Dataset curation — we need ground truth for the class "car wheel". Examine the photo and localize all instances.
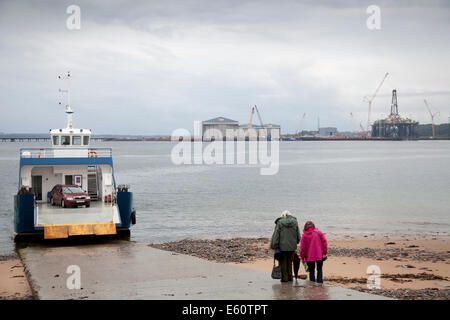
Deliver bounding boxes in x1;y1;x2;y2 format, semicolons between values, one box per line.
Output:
86;203;90;208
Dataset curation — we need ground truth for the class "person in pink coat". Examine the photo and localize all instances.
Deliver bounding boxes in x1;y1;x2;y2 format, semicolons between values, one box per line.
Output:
300;221;327;283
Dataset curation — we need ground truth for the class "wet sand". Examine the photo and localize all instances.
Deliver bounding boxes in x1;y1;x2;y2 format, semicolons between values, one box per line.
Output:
151;234;450;300
233;236;450;300
0;256;33;300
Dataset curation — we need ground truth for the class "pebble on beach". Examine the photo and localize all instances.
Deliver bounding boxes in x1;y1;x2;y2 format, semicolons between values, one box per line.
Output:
149;237;272;263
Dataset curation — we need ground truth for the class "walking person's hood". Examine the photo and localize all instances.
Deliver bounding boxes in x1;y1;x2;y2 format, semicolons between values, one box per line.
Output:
278;215;298;228
270;211;301;251
274;210;293;224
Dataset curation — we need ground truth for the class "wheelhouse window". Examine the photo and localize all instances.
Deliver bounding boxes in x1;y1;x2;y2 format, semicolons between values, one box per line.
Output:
83;136;90;145
61;136;71;145
52;135;59;146
72;136;81;145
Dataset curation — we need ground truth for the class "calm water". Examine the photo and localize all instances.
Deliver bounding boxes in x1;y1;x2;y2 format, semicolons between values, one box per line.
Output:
1;140;449;255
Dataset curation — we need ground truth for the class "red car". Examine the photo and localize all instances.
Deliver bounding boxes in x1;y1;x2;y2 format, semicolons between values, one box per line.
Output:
50;184;91;208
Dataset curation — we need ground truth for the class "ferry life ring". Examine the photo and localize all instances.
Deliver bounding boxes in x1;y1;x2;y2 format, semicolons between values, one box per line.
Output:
88;150;98;158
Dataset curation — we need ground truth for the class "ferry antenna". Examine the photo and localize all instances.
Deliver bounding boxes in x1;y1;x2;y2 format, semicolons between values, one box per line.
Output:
58;71;73;129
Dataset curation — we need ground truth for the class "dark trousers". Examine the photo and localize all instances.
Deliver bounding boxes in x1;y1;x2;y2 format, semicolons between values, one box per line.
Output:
280;251;294;282
307;260;323;283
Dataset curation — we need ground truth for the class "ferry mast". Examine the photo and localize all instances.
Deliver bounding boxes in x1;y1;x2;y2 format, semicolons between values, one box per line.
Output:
58;71;74;129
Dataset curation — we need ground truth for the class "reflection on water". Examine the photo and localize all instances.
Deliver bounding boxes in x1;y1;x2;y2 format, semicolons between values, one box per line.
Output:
1;140;450;255
271;281;330;300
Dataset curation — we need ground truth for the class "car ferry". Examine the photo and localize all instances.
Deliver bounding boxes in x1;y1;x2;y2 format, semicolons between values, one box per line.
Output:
14;72;136;240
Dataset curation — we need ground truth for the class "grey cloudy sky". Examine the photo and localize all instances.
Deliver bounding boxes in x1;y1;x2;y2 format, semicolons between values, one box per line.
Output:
0;0;449;134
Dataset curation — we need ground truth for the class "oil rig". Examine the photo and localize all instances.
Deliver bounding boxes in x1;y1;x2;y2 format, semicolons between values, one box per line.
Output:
371;89;419;140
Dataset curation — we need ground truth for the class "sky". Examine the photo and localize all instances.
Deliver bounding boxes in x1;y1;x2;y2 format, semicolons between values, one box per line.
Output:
0;0;449;135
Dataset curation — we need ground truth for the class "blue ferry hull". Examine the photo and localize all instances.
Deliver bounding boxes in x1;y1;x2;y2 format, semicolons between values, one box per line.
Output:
14;191;134;238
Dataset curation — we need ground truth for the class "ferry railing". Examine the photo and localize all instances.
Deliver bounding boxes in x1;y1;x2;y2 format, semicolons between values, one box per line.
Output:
20;148;113;158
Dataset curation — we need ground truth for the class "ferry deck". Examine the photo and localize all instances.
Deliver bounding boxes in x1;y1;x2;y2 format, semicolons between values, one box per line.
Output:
36;201;121;226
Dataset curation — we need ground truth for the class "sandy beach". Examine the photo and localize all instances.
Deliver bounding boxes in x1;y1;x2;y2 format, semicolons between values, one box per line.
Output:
150;234;450;300
2;233;448;300
0;255;33;300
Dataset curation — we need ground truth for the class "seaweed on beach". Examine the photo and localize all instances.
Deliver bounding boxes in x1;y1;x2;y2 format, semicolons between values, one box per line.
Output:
328;246;450;262
353;287;450;300
327;272;447;285
0;254;19;262
149;238;450;264
148;237;272;263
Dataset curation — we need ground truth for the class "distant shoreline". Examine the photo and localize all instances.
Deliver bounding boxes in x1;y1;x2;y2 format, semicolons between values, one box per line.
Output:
100;137;450;142
1;136;450;142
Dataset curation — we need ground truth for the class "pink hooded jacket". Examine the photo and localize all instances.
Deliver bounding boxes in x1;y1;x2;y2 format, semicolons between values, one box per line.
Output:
300;228;327;262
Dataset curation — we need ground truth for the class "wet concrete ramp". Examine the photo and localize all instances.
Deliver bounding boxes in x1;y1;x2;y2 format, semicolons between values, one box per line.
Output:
19;242;389;300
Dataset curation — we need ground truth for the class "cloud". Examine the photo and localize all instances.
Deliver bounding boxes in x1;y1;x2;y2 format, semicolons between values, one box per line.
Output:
0;0;449;134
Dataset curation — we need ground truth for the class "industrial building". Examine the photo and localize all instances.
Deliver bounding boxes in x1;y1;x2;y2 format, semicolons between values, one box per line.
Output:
371;90;419;139
238;123;281;140
201;112;280;141
318;127;338;136
264;123;281;140
202;117;239;141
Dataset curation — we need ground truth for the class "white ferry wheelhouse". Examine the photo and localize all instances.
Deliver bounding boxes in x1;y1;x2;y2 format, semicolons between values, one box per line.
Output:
14;72;135;240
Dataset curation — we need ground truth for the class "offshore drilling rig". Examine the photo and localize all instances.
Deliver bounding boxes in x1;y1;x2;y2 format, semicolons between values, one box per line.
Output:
371;89;419;140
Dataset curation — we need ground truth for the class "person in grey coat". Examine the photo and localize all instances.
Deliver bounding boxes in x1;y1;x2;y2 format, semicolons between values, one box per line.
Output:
270;210;301;282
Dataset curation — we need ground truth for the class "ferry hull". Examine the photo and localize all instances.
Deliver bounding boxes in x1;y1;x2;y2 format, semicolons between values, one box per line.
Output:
117;191;133;229
14;191;134;240
14;194;36;234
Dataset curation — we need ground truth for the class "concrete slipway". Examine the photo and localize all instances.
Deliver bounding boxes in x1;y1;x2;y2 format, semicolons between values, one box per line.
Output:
18;241;389;300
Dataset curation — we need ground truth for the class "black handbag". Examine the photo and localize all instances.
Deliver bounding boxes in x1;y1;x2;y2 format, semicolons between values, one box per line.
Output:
271;258;282;279
293;252;300;278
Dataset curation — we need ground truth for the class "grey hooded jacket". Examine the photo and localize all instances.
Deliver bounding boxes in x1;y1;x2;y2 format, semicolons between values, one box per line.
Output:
270;215;301;251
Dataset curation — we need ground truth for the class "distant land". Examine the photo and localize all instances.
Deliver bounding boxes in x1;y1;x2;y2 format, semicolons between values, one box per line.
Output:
1;123;449;141
0;133;166;139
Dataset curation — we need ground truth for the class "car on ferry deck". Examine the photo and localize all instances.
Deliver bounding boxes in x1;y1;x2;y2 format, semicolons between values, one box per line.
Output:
50;184;91;208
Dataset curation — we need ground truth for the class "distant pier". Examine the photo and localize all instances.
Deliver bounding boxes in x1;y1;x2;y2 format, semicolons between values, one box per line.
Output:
1;137;50;142
0;137;104;142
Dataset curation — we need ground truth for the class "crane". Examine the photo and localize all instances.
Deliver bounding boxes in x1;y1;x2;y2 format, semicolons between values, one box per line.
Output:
254;105;264;127
245;105;268;139
359;121;365;132
364;72;389;137
253;105;266;139
297;112;306;137
246;106;255;134
424;99;440;138
350;112;356;133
